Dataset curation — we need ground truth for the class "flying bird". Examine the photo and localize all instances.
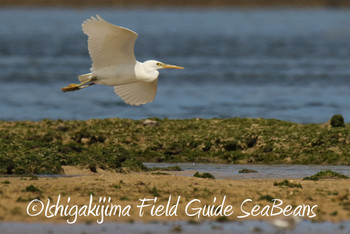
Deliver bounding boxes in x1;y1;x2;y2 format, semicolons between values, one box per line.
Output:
62;15;183;105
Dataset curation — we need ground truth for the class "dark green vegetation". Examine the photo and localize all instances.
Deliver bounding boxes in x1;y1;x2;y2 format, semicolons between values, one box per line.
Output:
257;194;275;202
330;115;345;128
25;185;41;193
238;168;258;173
193;171;215;179
149;166;182;171
149;186;160;197
303;170;349;181
216;216;229;223
151;172;170;175
273;179;302;188
0;117;350;174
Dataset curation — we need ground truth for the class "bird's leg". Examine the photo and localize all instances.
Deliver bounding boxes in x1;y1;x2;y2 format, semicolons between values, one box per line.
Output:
79;82;95;89
61;78;96;92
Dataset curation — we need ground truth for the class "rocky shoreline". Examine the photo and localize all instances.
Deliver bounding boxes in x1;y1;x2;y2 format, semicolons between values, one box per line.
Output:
1;117;349;175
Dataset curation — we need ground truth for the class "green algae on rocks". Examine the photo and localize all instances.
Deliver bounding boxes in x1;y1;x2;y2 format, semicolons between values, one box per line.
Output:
330;114;345;128
273;179;302;188
193;171;215;179
238;168;258;173
0;117;350;175
303;170;349;181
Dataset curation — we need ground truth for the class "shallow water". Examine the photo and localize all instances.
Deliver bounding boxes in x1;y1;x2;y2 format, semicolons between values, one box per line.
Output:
145;163;350;179
1;8;350;122
1;220;349;234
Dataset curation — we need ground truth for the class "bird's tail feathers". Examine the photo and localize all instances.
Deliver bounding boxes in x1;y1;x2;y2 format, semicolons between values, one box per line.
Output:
78;73;95;83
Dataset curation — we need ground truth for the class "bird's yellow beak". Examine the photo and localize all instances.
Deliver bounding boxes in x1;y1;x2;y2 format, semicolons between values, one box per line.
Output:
162;64;184;69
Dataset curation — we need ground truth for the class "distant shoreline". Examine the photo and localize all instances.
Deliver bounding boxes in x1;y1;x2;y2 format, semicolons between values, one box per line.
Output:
0;0;350;8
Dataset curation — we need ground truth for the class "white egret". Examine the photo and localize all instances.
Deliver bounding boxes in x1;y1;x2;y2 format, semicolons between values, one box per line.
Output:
62;15;184;105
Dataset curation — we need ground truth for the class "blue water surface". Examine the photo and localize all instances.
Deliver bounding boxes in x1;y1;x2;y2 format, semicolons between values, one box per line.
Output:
1;7;350;122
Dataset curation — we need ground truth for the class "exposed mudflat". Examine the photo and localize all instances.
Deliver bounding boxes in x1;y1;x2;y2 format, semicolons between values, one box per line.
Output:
0;166;349;224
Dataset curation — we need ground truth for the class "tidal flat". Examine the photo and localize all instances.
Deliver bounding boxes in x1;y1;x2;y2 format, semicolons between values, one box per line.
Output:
0;118;350;175
0;118;350;224
0;166;349;223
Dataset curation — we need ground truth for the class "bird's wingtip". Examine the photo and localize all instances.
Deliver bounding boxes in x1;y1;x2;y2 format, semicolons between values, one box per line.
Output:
82;15;105;26
96;15;104;21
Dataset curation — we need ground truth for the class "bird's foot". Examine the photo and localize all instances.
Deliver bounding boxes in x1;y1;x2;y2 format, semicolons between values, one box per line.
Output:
80;83;95;89
61;84;81;92
61;83;95;92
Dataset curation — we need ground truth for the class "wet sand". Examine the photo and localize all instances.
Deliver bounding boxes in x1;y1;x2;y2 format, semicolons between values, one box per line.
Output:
0;166;349;224
1;220;350;234
145;163;350;179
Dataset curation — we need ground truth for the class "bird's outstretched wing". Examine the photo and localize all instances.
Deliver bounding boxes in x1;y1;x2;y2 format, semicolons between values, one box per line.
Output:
113;80;158;106
82;15;138;70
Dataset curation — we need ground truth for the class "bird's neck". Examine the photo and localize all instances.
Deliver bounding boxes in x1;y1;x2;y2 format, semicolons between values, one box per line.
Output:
135;61;159;82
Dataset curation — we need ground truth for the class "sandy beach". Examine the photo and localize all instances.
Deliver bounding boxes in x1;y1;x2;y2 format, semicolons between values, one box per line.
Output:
0;165;349;224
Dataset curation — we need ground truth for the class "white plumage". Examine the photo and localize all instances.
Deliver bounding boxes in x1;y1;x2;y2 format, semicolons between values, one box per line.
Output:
113;80;158;106
62;15;183;106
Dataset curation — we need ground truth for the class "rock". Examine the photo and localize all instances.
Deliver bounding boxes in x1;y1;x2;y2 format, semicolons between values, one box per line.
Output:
81;137;90;144
143;119;159;127
330;114;345;128
56;124;68;132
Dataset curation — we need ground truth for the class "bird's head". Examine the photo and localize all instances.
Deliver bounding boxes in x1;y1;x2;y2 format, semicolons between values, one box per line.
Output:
143;60;184;71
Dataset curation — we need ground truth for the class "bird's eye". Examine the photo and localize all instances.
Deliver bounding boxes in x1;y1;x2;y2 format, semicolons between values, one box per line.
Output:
156;63;162;66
